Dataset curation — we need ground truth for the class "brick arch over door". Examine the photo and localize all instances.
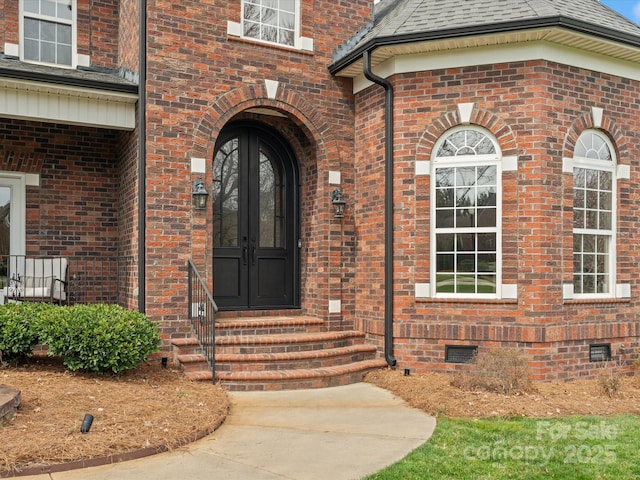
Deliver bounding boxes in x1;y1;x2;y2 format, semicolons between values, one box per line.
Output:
190;83;343;173
189;83;347;318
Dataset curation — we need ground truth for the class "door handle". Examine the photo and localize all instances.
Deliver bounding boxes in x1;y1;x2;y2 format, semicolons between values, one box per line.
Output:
242;237;248;265
251;239;257;265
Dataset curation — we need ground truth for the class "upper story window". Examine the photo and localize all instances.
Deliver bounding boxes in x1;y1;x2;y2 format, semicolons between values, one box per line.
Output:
572;130;616;297
21;0;74;67
242;0;298;47
431;128;501;297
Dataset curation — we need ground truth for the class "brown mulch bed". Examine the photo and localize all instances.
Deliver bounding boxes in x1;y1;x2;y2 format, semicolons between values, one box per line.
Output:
365;368;640;418
0;356;229;476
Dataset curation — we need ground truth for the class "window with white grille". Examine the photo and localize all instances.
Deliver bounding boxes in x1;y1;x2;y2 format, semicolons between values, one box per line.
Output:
572;130;616;297
431;127;502;298
242;0;298;47
21;0;74;66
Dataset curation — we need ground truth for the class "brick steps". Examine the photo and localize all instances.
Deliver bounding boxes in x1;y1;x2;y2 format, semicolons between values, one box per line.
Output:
217;359;388;391
171;315;384;390
216;344;378;371
215;330;368;354
216;316;325;336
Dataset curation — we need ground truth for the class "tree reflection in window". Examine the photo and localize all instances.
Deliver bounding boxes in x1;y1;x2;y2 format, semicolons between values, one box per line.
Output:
572;130;615;295
433;128;500;295
259;143;284;248
243;0;296;47
213;138;240;248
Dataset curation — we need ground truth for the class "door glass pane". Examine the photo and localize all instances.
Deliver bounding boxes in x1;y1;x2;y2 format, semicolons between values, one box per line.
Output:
213;139;240;247
259;144;284;248
0;187;10;285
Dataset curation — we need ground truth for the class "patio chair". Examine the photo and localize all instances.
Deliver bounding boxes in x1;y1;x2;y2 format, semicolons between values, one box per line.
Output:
2;257;68;304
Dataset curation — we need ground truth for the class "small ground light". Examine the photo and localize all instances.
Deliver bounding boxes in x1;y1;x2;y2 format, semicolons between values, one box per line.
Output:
161;357;168;368
80;413;94;434
404;368;410;376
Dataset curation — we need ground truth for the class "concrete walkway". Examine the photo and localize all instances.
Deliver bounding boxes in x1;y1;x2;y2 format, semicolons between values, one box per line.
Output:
19;383;436;480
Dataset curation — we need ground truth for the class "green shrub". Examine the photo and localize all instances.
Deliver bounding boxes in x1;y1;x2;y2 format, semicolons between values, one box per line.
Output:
0;302;55;363
38;304;160;373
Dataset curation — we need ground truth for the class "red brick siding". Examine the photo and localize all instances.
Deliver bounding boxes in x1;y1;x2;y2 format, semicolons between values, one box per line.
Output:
1;0;19;47
143;0;372;343
116;125;139;310
79;0;120;68
118;0;139;72
355;60;640;379
0;118;122;301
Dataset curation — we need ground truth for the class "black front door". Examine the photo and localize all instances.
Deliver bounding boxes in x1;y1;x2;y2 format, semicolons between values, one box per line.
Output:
212;123;299;310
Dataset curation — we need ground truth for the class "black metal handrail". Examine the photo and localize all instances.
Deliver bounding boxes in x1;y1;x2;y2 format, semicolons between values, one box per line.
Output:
187;259;218;382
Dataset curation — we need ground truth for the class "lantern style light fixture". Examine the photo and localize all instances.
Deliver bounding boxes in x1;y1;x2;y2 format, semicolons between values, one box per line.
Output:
192;178;209;210
331;187;346;218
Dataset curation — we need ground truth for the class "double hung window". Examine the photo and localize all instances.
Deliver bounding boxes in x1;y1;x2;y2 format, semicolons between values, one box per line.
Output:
572;130;615;296
22;0;73;66
242;0;297;47
431;128;501;297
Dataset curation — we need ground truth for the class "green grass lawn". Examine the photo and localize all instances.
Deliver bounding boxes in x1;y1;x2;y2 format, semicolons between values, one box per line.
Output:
364;415;640;480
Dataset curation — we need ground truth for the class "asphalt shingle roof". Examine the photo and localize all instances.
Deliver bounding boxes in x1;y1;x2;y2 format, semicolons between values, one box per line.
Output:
332;0;640;68
0;56;138;93
369;0;640;39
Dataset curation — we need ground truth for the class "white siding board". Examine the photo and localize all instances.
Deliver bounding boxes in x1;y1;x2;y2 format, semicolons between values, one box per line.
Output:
0;82;136;130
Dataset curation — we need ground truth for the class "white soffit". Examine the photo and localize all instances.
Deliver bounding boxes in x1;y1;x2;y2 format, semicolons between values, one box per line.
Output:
352;39;640;93
0;77;137;130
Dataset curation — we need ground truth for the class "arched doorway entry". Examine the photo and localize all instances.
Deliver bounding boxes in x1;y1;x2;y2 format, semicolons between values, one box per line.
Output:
212;121;300;310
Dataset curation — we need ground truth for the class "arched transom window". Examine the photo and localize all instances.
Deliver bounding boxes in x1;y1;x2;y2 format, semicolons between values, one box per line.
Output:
572;130;616;296
431;128;501;297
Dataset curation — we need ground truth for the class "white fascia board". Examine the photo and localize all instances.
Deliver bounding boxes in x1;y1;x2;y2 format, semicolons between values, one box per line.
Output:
353;41;640;93
0;78;137;130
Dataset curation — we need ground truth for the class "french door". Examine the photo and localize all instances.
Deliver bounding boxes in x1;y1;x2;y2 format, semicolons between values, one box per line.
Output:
212;123;299;310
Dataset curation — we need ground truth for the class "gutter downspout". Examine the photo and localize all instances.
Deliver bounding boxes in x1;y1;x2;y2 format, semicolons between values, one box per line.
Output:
363;50;396;367
137;0;147;313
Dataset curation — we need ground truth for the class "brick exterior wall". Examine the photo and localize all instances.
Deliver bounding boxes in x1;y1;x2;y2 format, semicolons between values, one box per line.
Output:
354;60;640;380
143;0;373;347
0;0;19;46
0;118;130;304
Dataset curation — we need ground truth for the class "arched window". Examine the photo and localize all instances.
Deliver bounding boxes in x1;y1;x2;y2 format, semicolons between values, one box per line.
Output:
572;130;616;296
431;127;501;297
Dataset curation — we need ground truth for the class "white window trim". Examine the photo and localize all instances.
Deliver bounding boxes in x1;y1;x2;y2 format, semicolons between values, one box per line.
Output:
19;0;78;68
430;126;503;299
0;173;27;257
228;1;313;52
570;129;617;299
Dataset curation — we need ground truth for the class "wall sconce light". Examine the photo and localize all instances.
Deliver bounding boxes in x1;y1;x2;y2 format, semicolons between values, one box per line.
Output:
192;178;209;210
331;187;346;218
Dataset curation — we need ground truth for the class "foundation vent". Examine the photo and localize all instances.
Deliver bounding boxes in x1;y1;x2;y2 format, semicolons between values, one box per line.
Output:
445;345;478;363
589;344;611;362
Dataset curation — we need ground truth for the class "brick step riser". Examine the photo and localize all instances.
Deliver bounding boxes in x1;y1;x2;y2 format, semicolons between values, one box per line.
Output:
216;338;363;355
218;369;378;392
216;351;376;372
216;324;326;337
180;361;211;374
172;346;201;358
